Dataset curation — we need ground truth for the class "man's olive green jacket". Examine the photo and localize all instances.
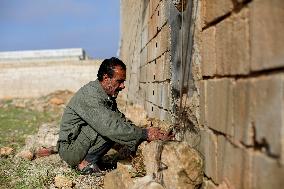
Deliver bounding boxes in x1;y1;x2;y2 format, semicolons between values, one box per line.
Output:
58;79;147;151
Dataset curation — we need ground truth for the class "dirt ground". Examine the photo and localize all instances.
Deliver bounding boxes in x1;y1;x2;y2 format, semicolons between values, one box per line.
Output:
0;91;146;189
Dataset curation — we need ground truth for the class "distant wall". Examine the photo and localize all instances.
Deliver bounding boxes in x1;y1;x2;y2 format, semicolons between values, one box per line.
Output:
0;60;101;98
0;48;86;62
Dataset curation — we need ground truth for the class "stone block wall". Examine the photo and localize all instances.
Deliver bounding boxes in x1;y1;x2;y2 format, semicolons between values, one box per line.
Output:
120;0;172;124
0;60;101;98
198;0;284;188
120;0;284;188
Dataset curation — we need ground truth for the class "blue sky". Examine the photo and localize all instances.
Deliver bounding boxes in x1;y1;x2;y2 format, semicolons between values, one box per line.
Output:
0;0;120;59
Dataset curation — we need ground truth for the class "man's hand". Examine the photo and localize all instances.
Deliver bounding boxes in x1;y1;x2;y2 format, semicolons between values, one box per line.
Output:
146;127;173;141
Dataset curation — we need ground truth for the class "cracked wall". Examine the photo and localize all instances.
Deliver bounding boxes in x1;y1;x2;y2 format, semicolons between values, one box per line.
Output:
120;0;284;188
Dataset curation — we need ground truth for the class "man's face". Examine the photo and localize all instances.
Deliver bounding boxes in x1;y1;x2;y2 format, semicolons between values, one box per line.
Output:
102;66;126;98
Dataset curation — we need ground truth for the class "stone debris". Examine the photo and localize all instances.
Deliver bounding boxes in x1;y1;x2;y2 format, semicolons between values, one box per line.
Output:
104;161;134;189
143;141;203;189
54;175;74;188
49;97;65;105
24;123;59;152
0;146;14;157
131;175;164;189
16;150;34;161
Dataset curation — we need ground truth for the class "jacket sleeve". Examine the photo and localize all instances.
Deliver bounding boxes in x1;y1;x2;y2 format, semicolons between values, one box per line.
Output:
73;93;147;151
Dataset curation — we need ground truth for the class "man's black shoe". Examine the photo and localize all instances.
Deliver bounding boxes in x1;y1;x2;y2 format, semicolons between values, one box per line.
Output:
79;163;105;176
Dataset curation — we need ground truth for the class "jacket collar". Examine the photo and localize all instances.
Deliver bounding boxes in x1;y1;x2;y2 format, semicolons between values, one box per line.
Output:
91;79;113;103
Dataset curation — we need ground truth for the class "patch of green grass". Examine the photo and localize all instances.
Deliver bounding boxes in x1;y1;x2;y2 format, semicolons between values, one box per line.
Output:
0;101;55;150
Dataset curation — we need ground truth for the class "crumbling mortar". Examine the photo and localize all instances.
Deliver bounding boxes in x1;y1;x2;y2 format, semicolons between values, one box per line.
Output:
203;174;218;186
202;0;252;31
140;21;169;52
139;79;171;84
145;100;170;112
201;67;284;81
149;0;163;19
208;126;281;160
139;50;171;66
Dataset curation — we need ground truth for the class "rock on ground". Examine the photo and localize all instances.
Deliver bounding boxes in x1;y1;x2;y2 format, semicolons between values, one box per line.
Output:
0;147;14;157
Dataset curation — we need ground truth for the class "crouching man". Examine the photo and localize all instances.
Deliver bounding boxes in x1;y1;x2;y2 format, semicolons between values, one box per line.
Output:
57;57;171;175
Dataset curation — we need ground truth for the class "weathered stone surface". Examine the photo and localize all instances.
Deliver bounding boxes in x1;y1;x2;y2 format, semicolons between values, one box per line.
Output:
250;0;284;71
252;153;284;189
199;130;218;182
16;150;34;161
29;123;59;149
216;135;252;188
160;82;170;110
157;26;170;58
104;161;134;189
201;26;216;76
216;8;250;75
124;104;148;127
161;142;203;189
54;175;73;188
49;97;64;105
199;80;206;127
142;141;160;176
206;79;233;135
201;0;233;26
131;175;165;189
0;146;14;157
158;0;167;29
232;79;252;146
249;75;283;158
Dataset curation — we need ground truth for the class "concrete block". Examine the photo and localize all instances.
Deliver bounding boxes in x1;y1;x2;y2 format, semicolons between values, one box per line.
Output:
250;0;284;71
200;130;218;182
155;58;163;81
216;8;250;76
157;26;170;58
147;61;156;82
149;0;160;19
160;109;171;123
160;82;170;110
147;39;158;63
157;0;167;30
141;27;148;50
206;78;234;135
138;83;147;101
146;103;160;119
249;75;284;158
232;79;253;146
216;135;252;188
147;82;155;103
252;153;284;189
153;82;160;106
199;80;206;127
201;26;216;76
162;52;171;80
142;1;149;29
156;52;171;81
140;65;146;83
140;47;148;66
201;0;233;26
148;7;158;41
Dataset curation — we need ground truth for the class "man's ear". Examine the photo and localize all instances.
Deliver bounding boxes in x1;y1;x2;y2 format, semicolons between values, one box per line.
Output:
103;74;110;81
